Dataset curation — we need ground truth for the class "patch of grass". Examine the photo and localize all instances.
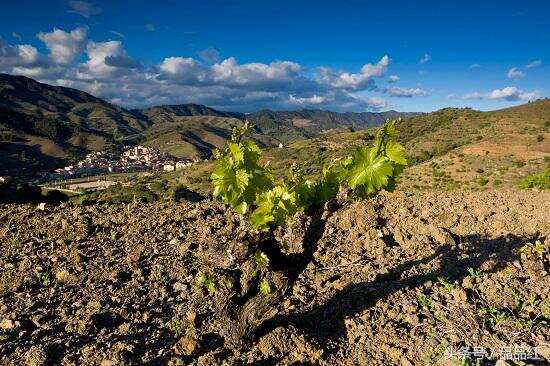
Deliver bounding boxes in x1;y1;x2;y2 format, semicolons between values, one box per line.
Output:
518;169;550;189
35;270;51;287
476;177;489;186
196;271;216;293
477;305;510;326
513;159;526;168
466;267;482;278
417;293;433;311
518;240;547;258
437;276;455;293
168;316;185;337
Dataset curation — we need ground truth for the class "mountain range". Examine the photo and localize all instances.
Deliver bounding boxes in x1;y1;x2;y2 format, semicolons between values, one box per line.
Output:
0;73;418;176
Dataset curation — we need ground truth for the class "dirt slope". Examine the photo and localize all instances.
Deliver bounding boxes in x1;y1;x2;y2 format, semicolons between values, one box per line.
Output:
0;189;549;365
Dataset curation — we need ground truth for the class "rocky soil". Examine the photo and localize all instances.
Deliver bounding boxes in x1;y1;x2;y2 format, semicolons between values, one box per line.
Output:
0;189;549;365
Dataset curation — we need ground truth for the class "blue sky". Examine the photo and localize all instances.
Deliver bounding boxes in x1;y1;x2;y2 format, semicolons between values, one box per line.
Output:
0;0;548;112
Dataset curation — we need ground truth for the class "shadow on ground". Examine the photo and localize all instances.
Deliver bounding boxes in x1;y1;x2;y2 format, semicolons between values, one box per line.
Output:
259;232;543;358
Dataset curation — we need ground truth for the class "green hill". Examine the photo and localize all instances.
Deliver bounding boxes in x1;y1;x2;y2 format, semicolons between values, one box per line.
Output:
0;73;151;175
174;99;550;194
247;108;420;142
0;74;422;177
135;116;279;159
134;104;245;124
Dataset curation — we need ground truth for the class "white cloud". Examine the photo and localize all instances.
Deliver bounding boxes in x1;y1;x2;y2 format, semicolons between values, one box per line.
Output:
0;27;414;112
470;63;481;68
317;55;389;90
68;1;101;18
76;41;140;80
419;53;431;64
37;27;87;65
211;58;303;89
0;39;42;68
384;86;427;97
289;94;325;105
463;87;539;101
387;75;399;83
158;57;208;84
11;32;21;40
526;59;541;69
507;67;524;80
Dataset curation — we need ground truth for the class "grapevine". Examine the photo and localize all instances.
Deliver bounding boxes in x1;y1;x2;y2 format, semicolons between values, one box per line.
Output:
207;118;407;347
211;119;407;230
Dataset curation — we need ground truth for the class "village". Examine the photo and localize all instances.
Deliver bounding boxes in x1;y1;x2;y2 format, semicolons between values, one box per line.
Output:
50;145;196;179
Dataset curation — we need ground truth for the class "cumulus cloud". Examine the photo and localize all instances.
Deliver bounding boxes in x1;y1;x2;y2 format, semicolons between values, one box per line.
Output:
387;75;399;83
507;67;524;80
211;58;303;89
0;27;414;111
37;27;87;65
419;53;431;64
526;59;541;69
68;1;101;18
383;86;427;98
12;32;21;40
0;38;44;68
317;55;389;90
76;41;141;79
158;57;208;84
470;63;481;68
463;87;539;101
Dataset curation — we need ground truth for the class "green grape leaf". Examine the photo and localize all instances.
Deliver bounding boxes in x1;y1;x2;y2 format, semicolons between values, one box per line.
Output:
249;208;275;231
227;142;244;164
314;167;341;204
346;146;394;196
385;140;407;165
385;120;397;137
250;185;300;231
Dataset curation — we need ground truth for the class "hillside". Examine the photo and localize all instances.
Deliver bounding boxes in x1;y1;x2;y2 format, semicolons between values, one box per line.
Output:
0;74;150;175
135;104;244;124
135;116;279;159
0;74;421;177
174;99;550;194
247;109;420;142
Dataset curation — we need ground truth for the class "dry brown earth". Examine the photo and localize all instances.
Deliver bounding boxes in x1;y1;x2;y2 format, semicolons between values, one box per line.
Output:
0;189;548;365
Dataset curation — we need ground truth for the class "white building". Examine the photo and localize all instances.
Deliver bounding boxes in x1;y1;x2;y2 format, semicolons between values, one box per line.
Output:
176;160;193;169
